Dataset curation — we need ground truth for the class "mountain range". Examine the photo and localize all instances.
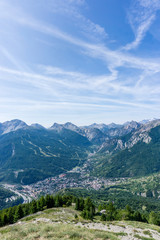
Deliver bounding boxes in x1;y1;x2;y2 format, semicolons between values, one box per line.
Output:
0;118;160;185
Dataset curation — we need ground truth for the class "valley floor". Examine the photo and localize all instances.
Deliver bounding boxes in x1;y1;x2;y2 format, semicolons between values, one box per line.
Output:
2;156;128;203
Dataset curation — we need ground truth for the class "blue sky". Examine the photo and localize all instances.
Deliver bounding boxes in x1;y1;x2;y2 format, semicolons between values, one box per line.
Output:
0;0;160;126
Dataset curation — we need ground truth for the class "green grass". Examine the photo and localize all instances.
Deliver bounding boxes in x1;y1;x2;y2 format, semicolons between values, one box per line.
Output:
114;232;127;236
1;206;160;240
0;222;119;240
134;234;154;240
126;221;160;232
21;215;37;222
143;230;152;237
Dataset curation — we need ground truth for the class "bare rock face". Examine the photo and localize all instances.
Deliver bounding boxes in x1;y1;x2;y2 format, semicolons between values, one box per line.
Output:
0;119;28;135
115;139;124;150
50;123;64;132
63;122;79;131
97;120;160;154
0;118;160;155
123;120;160;149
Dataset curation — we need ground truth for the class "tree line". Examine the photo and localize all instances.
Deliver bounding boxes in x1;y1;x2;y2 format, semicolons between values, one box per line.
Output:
0;194;160;227
98;202;160;225
0;194;73;227
75;197;95;220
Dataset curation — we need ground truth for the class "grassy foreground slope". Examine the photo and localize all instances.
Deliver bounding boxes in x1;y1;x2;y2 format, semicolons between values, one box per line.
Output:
0;207;160;240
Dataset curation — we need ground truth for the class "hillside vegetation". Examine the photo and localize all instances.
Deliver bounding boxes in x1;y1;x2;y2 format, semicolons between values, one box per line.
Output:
0;127;90;184
0;204;160;240
1;119;160;217
1;119;160;186
91;125;160;178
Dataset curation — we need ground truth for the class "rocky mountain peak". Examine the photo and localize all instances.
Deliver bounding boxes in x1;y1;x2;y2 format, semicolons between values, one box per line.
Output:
50;123;64;132
123;120;141;129
30;123;45;129
1;119;28;135
63;122;79;131
87;123;108;130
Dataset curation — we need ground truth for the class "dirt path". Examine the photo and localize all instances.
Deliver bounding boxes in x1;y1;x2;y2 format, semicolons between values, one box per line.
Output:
75;221;160;240
20;217;160;240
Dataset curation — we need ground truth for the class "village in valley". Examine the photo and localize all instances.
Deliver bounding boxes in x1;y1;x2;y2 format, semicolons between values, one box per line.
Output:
3;160;127;204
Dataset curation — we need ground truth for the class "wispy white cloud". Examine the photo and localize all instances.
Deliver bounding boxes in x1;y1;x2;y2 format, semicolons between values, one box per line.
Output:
1;8;160;104
0;96;156;112
0;62;160;125
0;0;160;124
139;0;160;9
0;0;160;74
0;64;121;95
0;64;160;108
123;0;160;50
0;46;32;73
123;15;155;50
47;0;107;41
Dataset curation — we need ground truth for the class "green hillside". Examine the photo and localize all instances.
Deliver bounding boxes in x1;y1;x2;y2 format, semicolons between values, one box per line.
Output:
63;186;160;213
0;128;91;184
91;125;160;178
0;203;160;240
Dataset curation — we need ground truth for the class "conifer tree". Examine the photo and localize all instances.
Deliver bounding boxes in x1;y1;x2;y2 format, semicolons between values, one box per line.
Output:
75;198;80;210
148;211;159;225
30;200;37;214
36;200;41;211
23;203;30;216
8;207;14;224
55;195;62;207
79;198;84;211
81;197;95;220
39;196;46;210
134;211;142;222
0;214;2;227
45;195;54;208
14;205;24;222
101;213;106;221
2;213;8;226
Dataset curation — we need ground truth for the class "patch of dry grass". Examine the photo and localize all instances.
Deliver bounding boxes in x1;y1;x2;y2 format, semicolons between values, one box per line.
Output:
0;222;119;240
126;220;160;232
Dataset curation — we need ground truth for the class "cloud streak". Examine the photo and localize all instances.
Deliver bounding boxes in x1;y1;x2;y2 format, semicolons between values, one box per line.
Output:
10;13;160;76
123;15;155;50
0;1;160;74
123;0;160;50
0;0;160;124
47;0;107;41
0;64;160;109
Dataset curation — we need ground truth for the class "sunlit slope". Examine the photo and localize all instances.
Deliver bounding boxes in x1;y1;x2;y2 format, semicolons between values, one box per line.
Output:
0;207;160;240
91;125;160;178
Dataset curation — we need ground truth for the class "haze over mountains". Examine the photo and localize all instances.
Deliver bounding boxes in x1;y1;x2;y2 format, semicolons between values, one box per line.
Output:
0;118;160;186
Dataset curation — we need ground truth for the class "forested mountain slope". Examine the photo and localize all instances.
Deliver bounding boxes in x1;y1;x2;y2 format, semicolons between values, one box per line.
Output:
0;124;91;184
91;124;160;178
1;119;160;185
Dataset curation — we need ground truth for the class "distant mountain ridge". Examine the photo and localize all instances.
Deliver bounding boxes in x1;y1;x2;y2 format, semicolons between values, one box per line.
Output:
1;118;160;184
1;118;158;138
